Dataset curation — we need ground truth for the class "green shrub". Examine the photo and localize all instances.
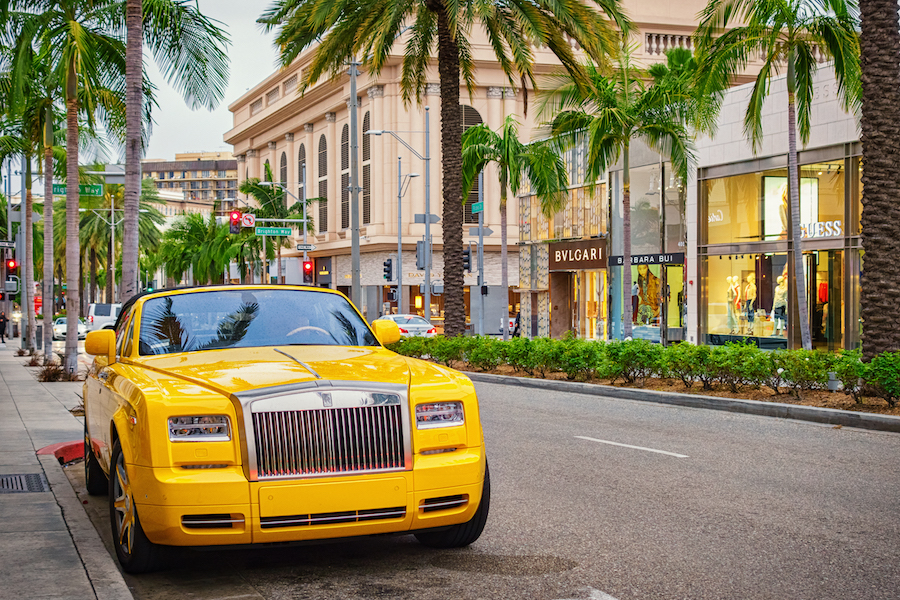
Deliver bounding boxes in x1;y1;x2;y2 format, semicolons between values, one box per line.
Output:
606;339;663;385
558;338;603;381
529;337;562;377
386;336;429;359
832;349;867;403
780;349;834;397
503;337;534;374
708;342;769;393
665;342;710;389
428;335;467;367
466;336;503;371
868;351;900;407
762;350;790;394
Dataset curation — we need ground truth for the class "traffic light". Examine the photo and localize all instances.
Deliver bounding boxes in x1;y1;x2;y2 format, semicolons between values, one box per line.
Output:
302;260;314;284
6;258;17;271
229;210;242;234
462;247;471;272
383;258;393;281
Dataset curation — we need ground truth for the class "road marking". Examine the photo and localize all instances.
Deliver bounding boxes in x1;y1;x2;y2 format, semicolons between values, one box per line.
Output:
555;588;621;600
575;436;688;458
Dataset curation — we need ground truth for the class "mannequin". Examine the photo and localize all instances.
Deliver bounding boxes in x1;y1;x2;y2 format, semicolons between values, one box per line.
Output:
729;276;742;334
725;276;738;334
636;264;660;325
772;274;788;336
744;273;757;331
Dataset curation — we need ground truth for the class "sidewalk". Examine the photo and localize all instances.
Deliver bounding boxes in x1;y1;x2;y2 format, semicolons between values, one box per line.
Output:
0;340;132;600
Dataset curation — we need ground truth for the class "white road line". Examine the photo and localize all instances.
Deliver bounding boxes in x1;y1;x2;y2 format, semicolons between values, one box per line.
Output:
554;587;621;600
575;435;689;458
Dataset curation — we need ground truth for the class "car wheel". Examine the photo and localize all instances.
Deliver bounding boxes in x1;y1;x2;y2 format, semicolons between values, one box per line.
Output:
84;431;108;496
415;463;490;549
109;440;163;573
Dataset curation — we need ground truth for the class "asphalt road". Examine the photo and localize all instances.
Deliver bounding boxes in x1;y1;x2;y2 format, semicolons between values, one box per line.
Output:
66;381;900;600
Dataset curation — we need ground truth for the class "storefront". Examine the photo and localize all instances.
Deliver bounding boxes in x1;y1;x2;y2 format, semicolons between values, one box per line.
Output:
698;151;863;350
548;238;608;340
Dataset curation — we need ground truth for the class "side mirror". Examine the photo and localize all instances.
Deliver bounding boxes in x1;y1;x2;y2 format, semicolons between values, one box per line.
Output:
372;320;401;346
85;330;116;365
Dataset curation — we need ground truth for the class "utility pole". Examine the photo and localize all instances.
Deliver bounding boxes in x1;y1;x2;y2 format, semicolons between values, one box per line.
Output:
478;171;485;336
349;57;361;309
424;107;431;323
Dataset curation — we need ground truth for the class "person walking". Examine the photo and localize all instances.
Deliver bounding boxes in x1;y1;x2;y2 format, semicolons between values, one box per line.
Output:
0;311;7;343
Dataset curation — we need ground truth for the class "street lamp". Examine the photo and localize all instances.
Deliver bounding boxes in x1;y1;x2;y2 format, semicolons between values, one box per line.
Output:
367;106;432;322
79;207;148;302
396;160;419;312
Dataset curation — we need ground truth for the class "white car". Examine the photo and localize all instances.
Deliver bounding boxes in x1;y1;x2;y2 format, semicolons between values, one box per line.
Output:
52;317;87;340
374;314;437;337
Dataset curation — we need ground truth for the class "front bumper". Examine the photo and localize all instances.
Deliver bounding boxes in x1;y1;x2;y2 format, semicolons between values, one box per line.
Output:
131;448;485;546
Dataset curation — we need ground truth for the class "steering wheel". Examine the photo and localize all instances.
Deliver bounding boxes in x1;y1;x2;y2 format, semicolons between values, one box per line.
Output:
285;325;336;343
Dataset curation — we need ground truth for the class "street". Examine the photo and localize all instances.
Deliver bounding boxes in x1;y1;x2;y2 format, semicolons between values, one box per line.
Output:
67;381;900;600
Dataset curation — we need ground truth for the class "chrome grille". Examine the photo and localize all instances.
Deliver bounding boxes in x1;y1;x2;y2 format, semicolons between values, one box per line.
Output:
253;404;406;479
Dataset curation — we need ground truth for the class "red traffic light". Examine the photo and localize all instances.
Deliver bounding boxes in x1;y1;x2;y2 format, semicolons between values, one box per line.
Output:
230;210;242;223
303;261;313;273
6;259;17;270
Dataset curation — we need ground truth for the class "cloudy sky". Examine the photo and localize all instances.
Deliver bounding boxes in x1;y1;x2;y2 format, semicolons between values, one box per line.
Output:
143;0;279;160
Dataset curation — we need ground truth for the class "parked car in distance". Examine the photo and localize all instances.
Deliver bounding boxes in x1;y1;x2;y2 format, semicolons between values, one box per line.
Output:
374;314;437;337
82;285;488;574
52;317;87;340
86;303;121;332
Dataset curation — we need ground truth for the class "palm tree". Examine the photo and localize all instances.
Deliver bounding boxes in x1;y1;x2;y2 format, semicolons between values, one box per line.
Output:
541;46;708;340
158;212;240;286
240;162;312;284
259;0;630;336
858;0;900;357
695;0;861;350
120;0;230;300
461;115;569;340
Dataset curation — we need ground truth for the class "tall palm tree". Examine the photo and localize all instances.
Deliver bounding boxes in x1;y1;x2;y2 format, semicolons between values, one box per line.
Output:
858;0;900;357
695;0;861;350
119;0;230;301
541;46;709;339
259;0;630;336
461;115;569;340
158;212;239;286
3;0;136;371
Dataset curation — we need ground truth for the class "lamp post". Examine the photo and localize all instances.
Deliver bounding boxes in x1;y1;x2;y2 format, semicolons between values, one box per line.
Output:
367;107;432;322
257;182;310;284
79;207;148;301
396;159;419;312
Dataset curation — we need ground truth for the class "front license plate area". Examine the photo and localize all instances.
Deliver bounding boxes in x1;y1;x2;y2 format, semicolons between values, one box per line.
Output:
258;477;408;518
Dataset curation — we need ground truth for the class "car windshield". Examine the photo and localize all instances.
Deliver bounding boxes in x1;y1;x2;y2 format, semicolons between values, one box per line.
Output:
138;289;378;356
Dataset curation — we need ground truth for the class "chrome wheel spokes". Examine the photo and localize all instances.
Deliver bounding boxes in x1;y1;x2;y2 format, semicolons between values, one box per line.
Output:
113;457;135;554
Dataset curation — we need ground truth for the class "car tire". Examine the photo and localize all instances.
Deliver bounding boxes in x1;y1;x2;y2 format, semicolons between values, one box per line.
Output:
415;463;490;549
109;440;163;573
84;432;108;496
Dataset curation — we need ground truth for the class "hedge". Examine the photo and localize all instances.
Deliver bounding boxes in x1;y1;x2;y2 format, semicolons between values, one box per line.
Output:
386;336;900;407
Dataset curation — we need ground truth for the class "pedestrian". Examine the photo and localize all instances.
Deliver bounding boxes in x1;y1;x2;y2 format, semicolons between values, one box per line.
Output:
512;311;521;338
0;311;7;343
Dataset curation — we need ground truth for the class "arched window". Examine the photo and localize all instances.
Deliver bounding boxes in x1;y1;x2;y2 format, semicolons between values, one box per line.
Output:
362;112;371;225
279;151;287;186
263;159;271;182
298;144;306;203
461;105;483;224
341;124;350;229
318;135;328;233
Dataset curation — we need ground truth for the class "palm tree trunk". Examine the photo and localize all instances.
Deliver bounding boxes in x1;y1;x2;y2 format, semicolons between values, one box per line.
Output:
106;234;114;302
436;9;465;337
622;141;633;339
64;60;80;373
277;242;283;284
787;57;812;350
859;0;900;358
24;155;36;352
500;170;508;341
43;146;54;360
90;248;98;304
122;0;142;301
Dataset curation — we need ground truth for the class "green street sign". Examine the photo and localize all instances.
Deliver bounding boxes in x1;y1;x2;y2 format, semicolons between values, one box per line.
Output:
471;201;484;214
52;184;102;196
255;227;292;236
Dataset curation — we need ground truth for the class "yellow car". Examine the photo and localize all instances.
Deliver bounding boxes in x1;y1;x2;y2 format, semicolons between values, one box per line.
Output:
83;285;489;573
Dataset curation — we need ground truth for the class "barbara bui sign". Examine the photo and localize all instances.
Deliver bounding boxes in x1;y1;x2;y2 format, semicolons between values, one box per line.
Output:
549;238;607;271
609;252;685;266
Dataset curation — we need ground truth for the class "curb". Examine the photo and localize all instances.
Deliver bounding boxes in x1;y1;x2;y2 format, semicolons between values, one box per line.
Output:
38;440;85;464
466;371;900;434
38;450;134;600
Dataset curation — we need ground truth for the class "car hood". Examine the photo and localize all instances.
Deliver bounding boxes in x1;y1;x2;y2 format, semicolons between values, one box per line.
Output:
132;346;414;396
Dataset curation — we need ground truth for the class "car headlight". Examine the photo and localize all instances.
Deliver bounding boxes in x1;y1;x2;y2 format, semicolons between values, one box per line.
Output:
415;402;464;429
168;416;231;442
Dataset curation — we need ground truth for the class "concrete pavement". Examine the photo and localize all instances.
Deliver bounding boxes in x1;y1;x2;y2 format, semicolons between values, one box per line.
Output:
0;340;132;600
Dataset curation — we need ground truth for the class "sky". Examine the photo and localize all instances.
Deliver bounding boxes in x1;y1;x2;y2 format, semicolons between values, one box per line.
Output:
142;0;279;161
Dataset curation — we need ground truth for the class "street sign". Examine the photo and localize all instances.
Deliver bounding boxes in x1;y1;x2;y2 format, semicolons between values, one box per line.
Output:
414;213;440;224
296;243;317;251
468;227;494;237
52;184;103;196
255;227;292;236
471;201;484;214
241;213;256;227
0;241;14;249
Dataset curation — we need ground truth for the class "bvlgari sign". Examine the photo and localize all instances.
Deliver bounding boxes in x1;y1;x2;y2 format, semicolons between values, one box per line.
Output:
549;238;607;271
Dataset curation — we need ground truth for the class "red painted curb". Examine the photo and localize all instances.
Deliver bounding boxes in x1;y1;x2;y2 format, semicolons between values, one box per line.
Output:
36;441;84;463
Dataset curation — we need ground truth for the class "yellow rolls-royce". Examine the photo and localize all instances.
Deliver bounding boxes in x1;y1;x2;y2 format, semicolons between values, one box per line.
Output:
83;285;488;573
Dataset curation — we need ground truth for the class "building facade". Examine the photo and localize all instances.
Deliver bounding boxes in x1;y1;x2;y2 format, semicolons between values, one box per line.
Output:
141;151;238;211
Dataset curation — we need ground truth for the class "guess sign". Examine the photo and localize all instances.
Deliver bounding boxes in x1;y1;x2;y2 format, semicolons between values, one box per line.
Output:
549;238;607;271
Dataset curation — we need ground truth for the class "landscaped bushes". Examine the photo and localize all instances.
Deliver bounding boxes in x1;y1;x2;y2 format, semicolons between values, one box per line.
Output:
386;336;900;405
